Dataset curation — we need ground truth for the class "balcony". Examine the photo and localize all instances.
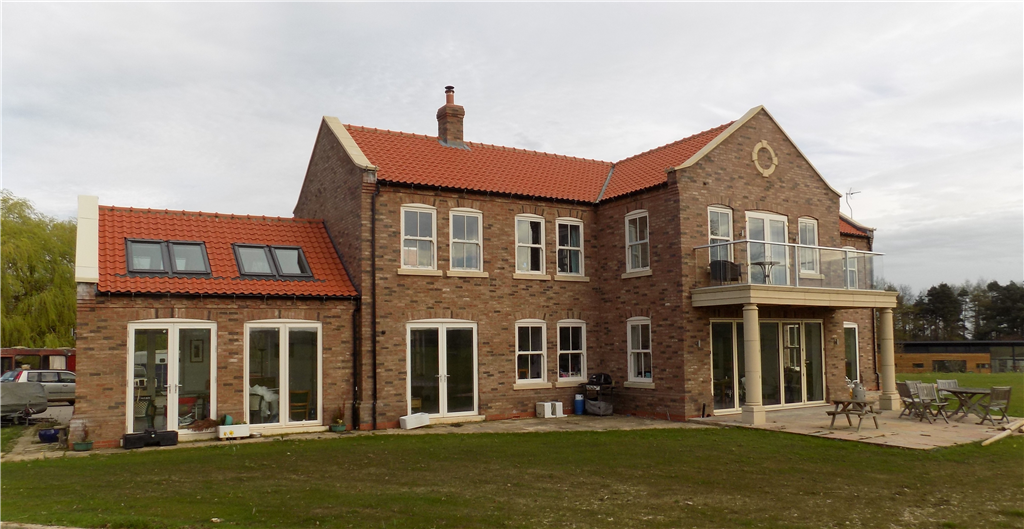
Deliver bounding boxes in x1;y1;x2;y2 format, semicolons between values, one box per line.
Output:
690;240;896;309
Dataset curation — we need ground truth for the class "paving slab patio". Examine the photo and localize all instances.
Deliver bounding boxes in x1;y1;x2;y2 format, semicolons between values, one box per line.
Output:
691;403;1015;449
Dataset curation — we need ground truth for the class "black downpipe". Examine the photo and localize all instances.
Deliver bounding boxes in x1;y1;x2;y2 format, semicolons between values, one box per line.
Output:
351;299;360;428
371;183;380;430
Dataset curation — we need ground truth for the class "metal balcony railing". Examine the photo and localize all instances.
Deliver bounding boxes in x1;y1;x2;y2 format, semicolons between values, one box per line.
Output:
692;239;885;290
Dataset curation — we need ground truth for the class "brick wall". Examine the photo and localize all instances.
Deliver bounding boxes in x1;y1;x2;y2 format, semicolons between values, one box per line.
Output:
74;289;355;447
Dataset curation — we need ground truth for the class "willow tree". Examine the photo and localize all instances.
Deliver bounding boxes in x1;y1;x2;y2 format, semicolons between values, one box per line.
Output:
1;190;77;347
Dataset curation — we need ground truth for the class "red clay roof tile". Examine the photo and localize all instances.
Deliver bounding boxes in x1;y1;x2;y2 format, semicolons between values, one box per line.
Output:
346;122;734;203
840;218;871;238
97;206;357;297
601;123;734;200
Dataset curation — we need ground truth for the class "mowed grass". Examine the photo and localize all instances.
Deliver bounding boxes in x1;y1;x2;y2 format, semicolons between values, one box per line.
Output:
897;372;1024;417
2;428;1022;529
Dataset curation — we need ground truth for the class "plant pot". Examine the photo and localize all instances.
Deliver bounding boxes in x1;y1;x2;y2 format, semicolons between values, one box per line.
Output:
72;441;93;451
329;424;347;433
217;424;250;440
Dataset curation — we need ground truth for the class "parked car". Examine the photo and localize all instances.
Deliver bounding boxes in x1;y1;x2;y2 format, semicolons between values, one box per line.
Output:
0;369;76;405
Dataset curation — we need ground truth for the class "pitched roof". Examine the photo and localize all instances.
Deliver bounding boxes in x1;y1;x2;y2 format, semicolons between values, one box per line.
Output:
839;215;872;238
601;123;733;200
341;120;735;203
346;126;612;202
97;206;357;297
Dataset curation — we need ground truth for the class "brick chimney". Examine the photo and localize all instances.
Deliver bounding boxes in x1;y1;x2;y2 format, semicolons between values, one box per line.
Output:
436;86;467;149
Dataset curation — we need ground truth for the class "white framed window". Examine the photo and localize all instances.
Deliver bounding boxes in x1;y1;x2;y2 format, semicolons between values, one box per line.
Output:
844;322;859;382
557;320;586;381
515;320;546;382
244;320;323;427
843;246;859;288
556;218;584;276
627;317;652;382
515;215;545;274
708;207;733;262
401;205;436;269
625;211;650;272
798;218;819;274
449;208;482;271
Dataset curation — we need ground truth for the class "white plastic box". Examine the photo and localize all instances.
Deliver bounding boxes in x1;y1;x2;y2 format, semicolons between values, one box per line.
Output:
400;412;430;430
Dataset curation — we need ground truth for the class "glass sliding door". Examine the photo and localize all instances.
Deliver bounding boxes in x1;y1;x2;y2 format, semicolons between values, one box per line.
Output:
407;322;478;417
245;321;322;427
177;328;211;428
711;322;736;410
128;321;216;434
132;329;169;433
710;320;825;412
446;328;476;414
760;322;782;405
248;329;281;424
804;323;824;402
409;328;440;414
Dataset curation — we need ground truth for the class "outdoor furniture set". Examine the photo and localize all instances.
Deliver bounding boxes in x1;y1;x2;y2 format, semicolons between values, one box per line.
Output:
897;380;1012;426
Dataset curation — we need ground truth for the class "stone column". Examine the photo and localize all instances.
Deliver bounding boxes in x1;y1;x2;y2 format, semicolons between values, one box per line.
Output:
741;303;765;424
877;308;899;410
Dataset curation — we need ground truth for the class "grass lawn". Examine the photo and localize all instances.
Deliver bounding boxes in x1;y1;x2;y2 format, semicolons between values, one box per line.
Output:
0;425;28;454
897;372;1024;417
2;428;1022;529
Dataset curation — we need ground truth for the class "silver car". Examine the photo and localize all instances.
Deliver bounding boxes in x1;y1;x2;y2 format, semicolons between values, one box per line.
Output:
0;369;76;405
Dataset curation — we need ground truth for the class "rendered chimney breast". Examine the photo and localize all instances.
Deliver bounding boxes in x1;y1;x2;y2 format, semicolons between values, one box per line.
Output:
437;85;467;149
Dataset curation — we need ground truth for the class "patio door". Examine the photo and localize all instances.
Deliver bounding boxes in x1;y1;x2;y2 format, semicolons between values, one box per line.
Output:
710;320;824;410
128;320;216;433
746;212;789;285
407;321;478;417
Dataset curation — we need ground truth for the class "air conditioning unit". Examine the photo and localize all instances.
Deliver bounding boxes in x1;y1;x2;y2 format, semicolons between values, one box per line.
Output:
536;402;566;418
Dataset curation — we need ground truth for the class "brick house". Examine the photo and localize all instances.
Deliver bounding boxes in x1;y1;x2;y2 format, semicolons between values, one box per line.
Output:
293;87;900;429
72;88;902;443
72;202;357;447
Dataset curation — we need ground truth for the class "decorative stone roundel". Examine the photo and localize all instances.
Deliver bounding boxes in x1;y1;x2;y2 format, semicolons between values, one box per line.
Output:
752;140;778;177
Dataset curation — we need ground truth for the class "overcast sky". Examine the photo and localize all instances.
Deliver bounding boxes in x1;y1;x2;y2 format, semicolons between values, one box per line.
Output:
3;3;1021;293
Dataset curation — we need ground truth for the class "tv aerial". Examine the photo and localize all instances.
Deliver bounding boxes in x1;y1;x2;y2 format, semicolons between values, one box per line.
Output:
845;188;861;218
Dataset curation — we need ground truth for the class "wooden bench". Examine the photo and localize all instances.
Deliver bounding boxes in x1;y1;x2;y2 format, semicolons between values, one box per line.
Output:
828;400;881;432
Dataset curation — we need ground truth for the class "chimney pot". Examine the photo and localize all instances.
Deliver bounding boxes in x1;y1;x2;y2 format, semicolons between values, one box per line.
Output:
437;85;466;148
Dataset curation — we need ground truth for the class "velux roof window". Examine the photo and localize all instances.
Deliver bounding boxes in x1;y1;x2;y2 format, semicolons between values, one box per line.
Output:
126;240;211;275
233;244;312;279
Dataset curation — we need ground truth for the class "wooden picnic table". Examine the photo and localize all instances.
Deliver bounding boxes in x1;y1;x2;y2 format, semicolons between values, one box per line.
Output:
828;398;881;432
942;387;991;420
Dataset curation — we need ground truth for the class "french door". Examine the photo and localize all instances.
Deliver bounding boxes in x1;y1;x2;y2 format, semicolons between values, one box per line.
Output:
746;212;789;285
711;320;824;410
407;321;478;417
127;320;216;433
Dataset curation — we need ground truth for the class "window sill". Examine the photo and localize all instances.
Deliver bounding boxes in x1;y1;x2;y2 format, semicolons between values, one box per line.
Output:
513;381;553;390
397;268;443;276
553;275;590;282
621;269;652;279
799;272;824;279
446;270;489;278
513;273;551;280
623;381;655;389
556;379;586;388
